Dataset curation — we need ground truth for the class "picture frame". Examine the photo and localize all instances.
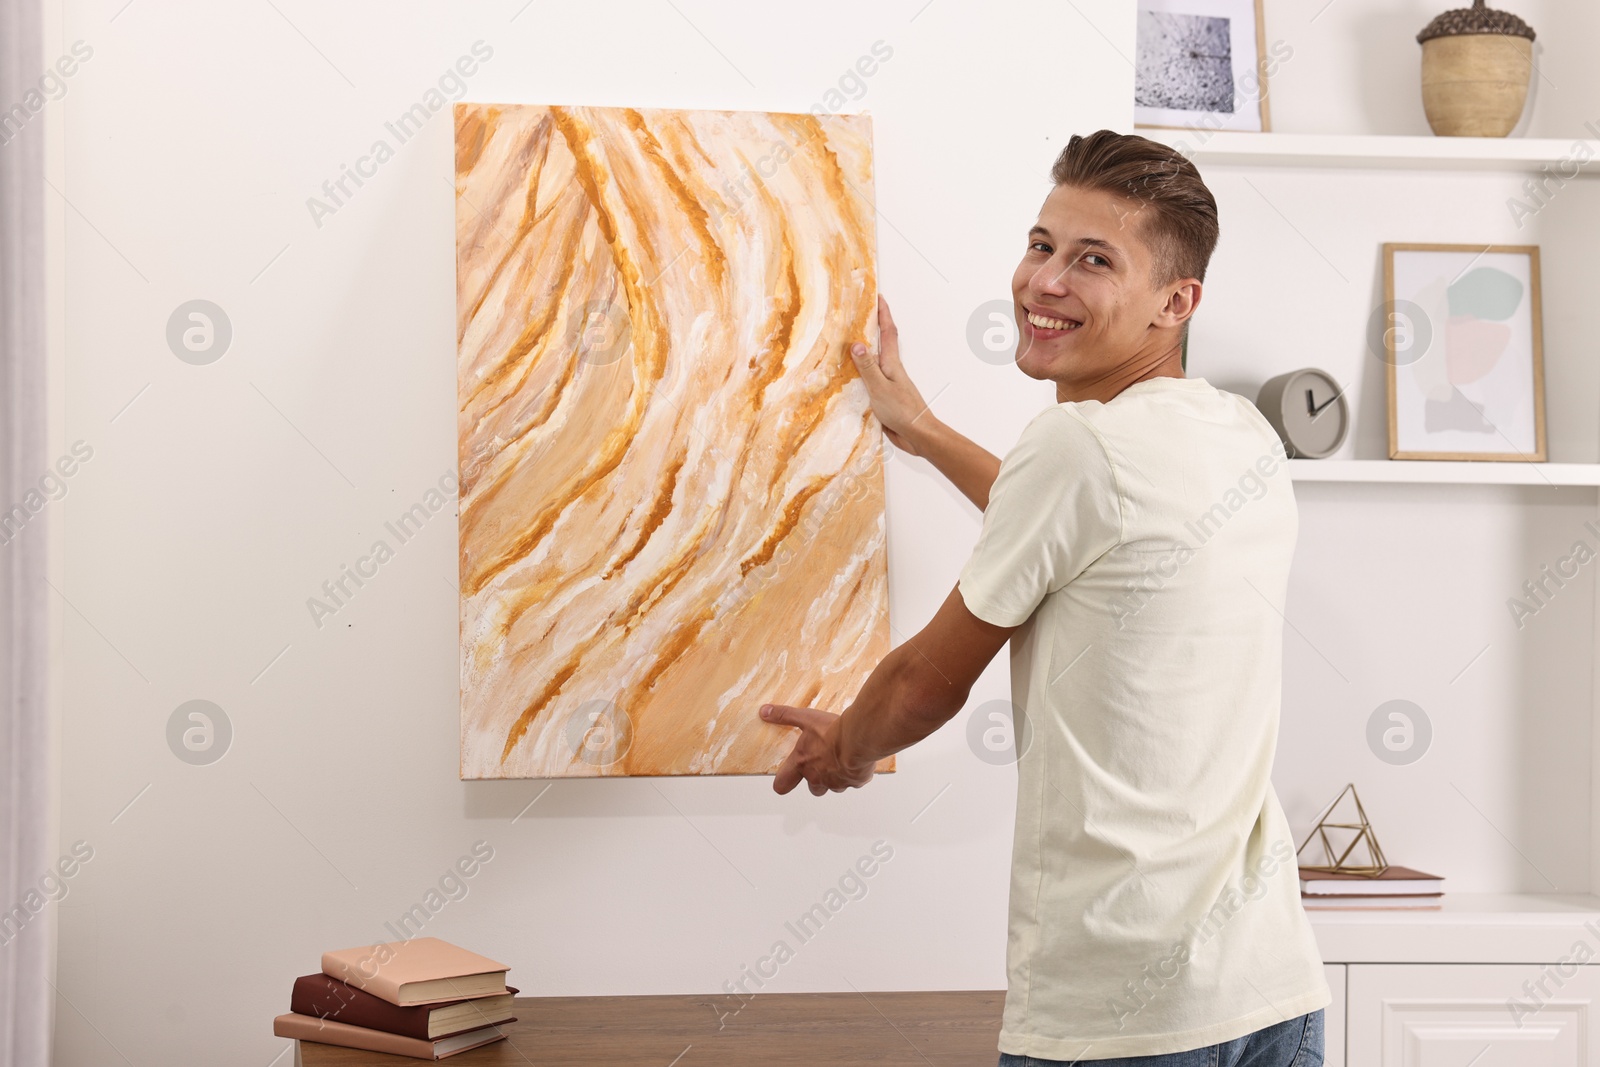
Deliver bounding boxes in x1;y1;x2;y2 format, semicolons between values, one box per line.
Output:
1382;243;1547;462
1133;0;1272;134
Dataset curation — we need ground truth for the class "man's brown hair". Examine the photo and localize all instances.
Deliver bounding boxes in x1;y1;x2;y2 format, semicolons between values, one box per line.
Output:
1049;130;1219;288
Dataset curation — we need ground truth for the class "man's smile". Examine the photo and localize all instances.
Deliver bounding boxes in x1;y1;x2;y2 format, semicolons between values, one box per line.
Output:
1024;307;1083;337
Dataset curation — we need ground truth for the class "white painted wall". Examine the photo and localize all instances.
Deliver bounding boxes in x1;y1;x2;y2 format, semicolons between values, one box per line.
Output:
1264;0;1597;140
41;0;1593;1064
44;2;1130;1065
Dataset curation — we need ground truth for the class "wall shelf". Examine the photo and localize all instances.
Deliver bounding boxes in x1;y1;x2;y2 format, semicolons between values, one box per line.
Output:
1142;129;1600;173
1288;459;1600;486
1309;893;1600;964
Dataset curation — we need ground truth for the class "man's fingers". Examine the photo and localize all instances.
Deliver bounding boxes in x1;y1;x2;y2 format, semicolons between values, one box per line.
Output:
849;340;888;388
759;703;800;728
849;295;903;384
876;296;906;378
764;703;823;795
760;703;833;732
772;752;803;794
763;703;848;796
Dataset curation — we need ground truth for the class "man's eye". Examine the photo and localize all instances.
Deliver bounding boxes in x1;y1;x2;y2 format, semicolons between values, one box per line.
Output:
1084;253;1110;267
1029;241;1052;254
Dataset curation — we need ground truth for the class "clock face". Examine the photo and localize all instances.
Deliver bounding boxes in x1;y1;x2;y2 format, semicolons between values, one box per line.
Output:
1278;370;1347;458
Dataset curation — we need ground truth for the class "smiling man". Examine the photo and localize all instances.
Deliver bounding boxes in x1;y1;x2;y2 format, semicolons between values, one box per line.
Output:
759;130;1329;1066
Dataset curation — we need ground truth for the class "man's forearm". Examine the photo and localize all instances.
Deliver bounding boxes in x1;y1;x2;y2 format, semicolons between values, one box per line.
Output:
833;642;968;769
905;417;1001;510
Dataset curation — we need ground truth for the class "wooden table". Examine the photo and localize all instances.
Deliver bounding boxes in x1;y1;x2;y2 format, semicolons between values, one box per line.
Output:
292;990;1006;1066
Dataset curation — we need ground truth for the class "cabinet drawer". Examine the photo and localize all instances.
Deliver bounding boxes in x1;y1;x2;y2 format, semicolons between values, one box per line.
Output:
1348;963;1600;1066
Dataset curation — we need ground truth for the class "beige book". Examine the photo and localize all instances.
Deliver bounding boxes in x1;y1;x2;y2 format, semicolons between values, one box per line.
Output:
320;937;509;1007
274;1013;506;1059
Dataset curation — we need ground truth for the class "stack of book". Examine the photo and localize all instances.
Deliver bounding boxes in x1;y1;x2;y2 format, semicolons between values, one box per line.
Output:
273;937;517;1060
1300;865;1444;910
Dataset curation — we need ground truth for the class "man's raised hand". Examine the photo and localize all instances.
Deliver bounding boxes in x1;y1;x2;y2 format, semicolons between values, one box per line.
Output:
850;295;931;457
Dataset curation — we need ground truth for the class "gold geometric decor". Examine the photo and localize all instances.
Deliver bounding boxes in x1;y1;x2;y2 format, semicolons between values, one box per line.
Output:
1295;783;1390;877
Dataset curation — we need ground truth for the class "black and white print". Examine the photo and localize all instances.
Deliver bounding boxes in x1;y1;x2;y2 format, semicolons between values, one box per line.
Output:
1136;11;1235;113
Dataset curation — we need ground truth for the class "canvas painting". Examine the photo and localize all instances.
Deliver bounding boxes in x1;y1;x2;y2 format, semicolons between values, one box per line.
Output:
1383;243;1546;461
454;103;892;779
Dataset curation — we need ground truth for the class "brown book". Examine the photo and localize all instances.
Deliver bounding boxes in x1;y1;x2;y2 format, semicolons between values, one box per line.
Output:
1298;865;1442;896
273;1013;507;1059
291;973;518;1040
321;937;509;1006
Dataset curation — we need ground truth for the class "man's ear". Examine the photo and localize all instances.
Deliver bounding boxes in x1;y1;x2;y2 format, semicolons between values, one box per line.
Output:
1156;278;1202;330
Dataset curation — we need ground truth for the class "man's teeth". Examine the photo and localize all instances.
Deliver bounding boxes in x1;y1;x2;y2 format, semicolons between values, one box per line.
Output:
1027;311;1080;331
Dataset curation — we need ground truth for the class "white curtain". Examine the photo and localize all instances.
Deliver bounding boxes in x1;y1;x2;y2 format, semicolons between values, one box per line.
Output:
0;0;54;1060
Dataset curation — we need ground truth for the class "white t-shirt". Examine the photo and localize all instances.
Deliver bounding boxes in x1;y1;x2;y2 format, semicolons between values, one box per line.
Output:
958;375;1329;1061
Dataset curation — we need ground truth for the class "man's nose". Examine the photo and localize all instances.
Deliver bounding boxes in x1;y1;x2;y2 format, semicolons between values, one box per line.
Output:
1030;258;1071;297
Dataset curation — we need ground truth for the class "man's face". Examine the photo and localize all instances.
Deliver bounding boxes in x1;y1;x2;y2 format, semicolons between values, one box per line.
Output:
1009;184;1179;387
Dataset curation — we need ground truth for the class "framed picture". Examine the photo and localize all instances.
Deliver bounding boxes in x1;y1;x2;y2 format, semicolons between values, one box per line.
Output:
1383;243;1546;462
1133;0;1272;133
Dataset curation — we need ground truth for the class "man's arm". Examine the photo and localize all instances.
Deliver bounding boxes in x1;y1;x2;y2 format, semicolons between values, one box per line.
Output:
897;418;1003;512
851;296;1002;510
764;583;1017;795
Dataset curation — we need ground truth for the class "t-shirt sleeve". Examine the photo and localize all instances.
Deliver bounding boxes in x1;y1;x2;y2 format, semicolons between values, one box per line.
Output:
958;405;1123;627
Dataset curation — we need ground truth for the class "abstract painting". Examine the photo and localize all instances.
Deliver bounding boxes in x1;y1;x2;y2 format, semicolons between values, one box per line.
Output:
454;103;892;779
1383;243;1546;461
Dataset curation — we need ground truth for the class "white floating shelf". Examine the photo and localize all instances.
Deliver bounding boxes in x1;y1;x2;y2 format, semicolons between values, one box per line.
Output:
1142;129;1600;172
1309;892;1600;964
1289;459;1600;486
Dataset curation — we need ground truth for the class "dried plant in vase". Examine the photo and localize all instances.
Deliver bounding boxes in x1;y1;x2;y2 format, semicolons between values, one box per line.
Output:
1417;0;1536;137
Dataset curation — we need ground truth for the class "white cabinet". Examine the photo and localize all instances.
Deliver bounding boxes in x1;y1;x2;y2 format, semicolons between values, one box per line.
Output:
1346;964;1600;1066
1326;964;1346;1067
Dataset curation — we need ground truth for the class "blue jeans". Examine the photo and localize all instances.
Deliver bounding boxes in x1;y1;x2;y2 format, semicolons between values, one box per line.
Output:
998;1008;1323;1066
